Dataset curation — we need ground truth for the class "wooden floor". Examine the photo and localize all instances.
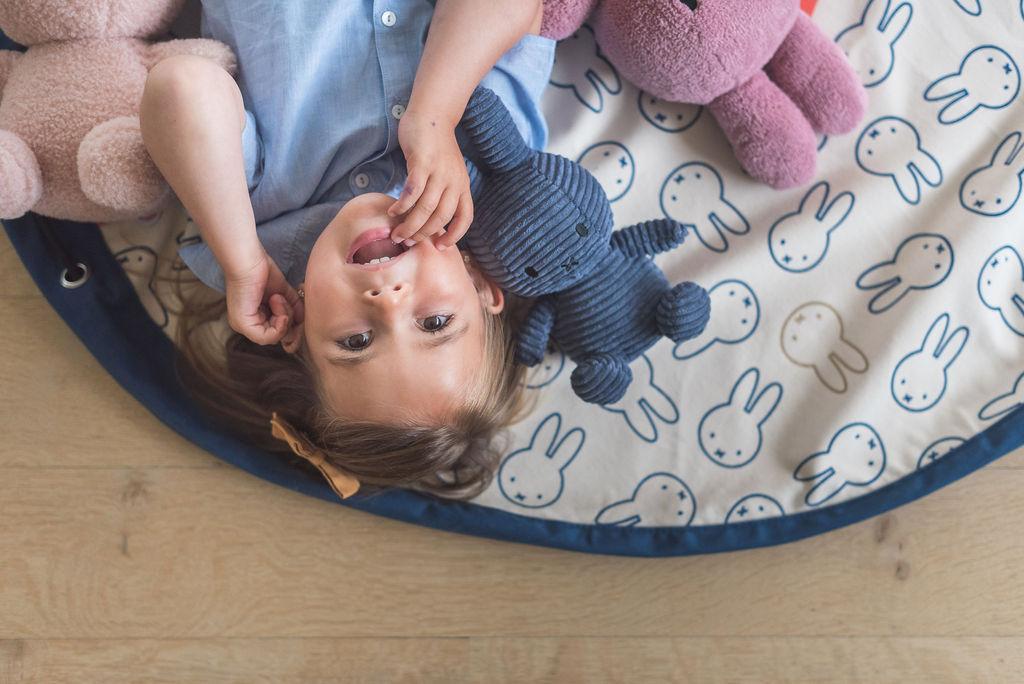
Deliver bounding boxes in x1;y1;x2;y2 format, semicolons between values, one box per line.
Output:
2;229;1023;684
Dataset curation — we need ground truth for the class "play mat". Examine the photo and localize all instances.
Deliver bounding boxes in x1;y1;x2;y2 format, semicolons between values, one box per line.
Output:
4;0;1024;555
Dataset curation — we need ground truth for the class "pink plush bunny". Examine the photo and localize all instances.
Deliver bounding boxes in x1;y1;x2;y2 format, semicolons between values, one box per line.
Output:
0;1;236;223
543;0;867;189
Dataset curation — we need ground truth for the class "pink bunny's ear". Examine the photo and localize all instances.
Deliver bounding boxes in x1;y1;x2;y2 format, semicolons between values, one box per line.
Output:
540;0;598;40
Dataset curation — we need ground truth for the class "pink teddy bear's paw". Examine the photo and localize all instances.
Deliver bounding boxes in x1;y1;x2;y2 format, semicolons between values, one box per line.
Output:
0;130;43;219
78;117;171;217
541;0;599;40
767;13;867;136
710;71;818;189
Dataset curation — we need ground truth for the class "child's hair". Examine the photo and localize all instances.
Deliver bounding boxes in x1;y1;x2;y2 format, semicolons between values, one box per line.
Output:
171;265;533;501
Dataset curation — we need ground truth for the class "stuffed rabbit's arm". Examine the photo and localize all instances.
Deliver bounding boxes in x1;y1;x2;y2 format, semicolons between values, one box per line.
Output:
0;50;20;95
611;219;687;258
143;40;237;76
516;298;558;366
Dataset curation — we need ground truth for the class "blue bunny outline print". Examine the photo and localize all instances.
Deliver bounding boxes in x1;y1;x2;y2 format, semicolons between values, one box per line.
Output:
977;245;1024;337
674;279;760;360
836;0;913;88
890;312;970;413
768;181;855;273
917;436;966;469
794;422;887;507
549;24;622;113
960;131;1024;217
698;367;783;469
951;0;982;15
114;245;170;329
600;354;679;444
924;45;1021;125
595;472;697;527
638;91;703;133
856;116;943;205
725;494;785;524
979;371;1024;421
856;233;955;314
660;161;750;253
576;141;636;203
497;412;585;509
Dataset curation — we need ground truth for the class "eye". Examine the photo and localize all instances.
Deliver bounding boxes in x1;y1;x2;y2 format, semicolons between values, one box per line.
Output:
419;314;454;333
338;331;373;351
525;266;539;278
576;223;589;237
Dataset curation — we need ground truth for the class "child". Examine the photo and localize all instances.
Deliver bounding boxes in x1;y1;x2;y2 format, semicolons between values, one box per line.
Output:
141;0;553;499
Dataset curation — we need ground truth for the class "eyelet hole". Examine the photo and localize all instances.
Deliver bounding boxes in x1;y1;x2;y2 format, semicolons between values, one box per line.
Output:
60;263;90;290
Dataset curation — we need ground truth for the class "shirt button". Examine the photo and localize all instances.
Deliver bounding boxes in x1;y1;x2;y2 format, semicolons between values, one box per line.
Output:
391;103;406;120
381;10;397;27
353;172;370;189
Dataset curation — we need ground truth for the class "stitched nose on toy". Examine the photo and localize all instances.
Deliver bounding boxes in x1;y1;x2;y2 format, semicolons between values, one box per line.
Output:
561;256;580;273
679;0;699;10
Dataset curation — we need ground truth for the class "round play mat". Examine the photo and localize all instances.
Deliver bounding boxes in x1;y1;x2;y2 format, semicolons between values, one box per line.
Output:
4;1;1024;555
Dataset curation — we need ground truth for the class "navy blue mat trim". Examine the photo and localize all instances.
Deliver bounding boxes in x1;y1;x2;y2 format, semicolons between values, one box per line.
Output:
6;213;1023;558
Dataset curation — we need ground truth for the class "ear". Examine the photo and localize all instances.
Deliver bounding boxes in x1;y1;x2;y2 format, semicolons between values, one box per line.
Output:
467;260;505;314
281;290;306;354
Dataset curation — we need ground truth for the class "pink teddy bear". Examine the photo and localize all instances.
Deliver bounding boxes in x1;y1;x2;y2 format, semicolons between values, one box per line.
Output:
543;0;867;189
0;0;236;223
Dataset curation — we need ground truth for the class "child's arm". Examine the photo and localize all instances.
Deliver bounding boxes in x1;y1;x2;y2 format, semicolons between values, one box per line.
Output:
389;0;544;249
140;55;301;345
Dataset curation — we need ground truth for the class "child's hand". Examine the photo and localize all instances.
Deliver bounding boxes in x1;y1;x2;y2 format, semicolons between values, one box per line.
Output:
389;110;473;249
224;251;304;346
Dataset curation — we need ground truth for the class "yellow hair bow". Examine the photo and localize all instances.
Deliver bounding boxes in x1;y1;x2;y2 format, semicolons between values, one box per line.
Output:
270;412;360;499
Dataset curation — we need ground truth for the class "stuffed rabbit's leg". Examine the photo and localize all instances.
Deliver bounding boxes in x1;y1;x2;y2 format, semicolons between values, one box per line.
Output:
0;130;43;219
766;13;866;136
77;116;169;215
144;40;237;76
0;50;20;94
610;219;686;257
708;71;817;189
516;298;558;366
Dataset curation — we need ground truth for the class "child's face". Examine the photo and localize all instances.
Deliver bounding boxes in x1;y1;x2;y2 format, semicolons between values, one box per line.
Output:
283;193;504;423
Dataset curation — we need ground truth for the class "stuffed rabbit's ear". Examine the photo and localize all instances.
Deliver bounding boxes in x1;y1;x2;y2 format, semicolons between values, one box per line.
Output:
459;87;532;174
879;2;912;45
549;427;585;469
936;325;969;369
993;131;1024;171
748;382;783;426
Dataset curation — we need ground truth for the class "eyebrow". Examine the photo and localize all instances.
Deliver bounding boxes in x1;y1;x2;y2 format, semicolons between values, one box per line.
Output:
326;322;470;366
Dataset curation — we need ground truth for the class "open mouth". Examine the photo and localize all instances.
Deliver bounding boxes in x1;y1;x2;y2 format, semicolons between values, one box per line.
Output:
347;228;409;267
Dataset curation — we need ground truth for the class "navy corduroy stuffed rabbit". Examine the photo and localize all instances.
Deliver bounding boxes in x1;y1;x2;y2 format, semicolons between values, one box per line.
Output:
459;88;712;405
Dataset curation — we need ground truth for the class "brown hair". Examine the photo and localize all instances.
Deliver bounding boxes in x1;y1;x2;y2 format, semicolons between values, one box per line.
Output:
171;265;533;501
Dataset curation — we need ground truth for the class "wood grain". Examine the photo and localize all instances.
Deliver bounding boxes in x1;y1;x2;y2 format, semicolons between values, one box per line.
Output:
2;229;1023;682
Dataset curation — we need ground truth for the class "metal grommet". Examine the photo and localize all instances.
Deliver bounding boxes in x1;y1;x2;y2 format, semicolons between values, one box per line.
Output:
60;262;90;289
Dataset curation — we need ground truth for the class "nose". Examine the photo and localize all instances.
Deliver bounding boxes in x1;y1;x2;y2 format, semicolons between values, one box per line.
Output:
363;281;409;302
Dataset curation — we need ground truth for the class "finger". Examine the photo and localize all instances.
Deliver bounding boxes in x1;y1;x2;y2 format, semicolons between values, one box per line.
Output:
388;169;428;218
438;193;474;248
415;191;459;244
391;179;442;242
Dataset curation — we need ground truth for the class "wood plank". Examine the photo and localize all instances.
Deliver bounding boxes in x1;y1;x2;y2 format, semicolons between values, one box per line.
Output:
0;466;1021;640
0;297;219;469
0;229;41;299
2;637;1023;684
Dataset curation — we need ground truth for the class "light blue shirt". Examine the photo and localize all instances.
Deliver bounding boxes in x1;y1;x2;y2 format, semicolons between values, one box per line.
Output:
180;0;556;292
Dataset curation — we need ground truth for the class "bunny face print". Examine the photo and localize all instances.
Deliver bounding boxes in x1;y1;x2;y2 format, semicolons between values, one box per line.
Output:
977;245;1024;336
781;302;869;393
925;46;1021;125
498;413;585;509
961;131;1024;217
698;368;783;468
836;0;913;88
890;313;970;412
794;423;887;507
595;473;697;527
856;116;943;205
769;182;855;273
856;233;955;314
